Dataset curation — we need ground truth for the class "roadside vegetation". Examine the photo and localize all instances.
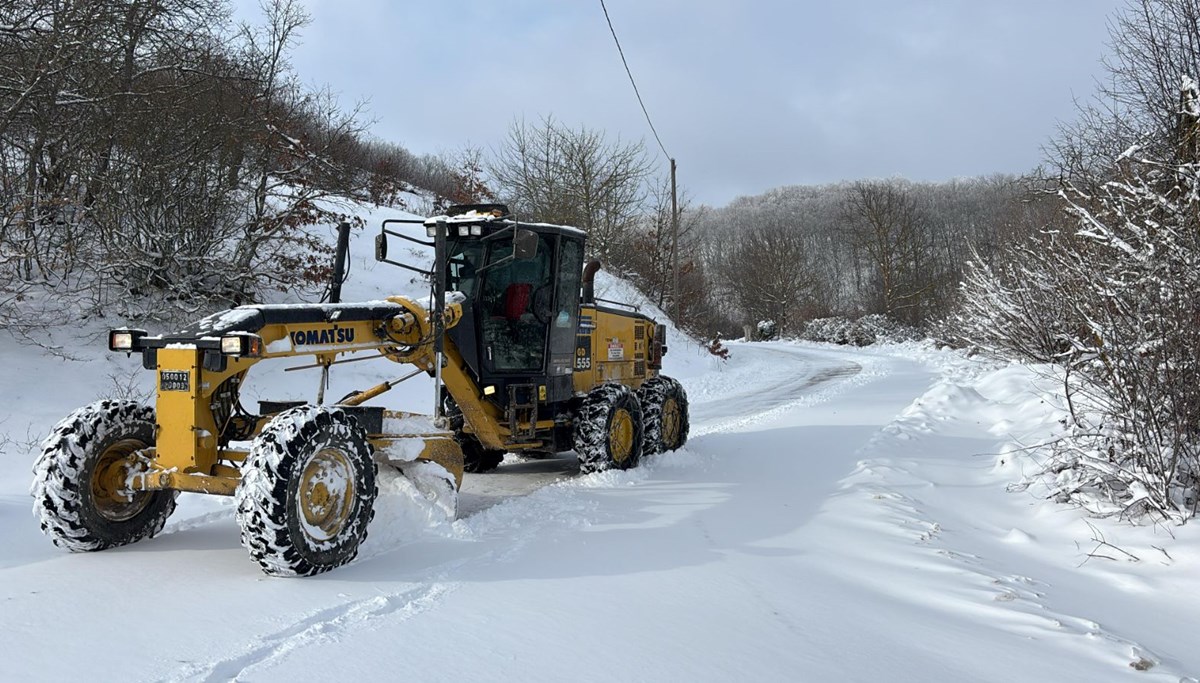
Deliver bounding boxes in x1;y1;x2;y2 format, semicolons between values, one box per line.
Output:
0;0;474;329
952;0;1200;522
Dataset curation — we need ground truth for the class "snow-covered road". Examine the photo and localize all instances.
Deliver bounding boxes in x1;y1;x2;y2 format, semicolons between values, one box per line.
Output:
460;342;867;517
3;341;1199;682
689;344;862;424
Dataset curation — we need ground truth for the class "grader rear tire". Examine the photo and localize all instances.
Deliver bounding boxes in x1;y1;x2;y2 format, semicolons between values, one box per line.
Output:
638;376;690;455
235;406;377;577
32;400;177;552
574;383;644;474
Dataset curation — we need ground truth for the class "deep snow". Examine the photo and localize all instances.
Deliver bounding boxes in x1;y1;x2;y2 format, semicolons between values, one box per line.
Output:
2;209;1199;681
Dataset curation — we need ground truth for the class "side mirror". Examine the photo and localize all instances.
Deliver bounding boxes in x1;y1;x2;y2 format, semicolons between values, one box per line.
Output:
514;228;538;260
375;232;387;261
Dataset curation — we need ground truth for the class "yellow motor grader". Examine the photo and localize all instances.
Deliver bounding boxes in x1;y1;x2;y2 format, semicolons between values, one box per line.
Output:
32;204;689;576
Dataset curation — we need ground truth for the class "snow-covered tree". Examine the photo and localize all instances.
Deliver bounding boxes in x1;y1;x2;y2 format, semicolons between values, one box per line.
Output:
958;103;1200;519
0;0;394;327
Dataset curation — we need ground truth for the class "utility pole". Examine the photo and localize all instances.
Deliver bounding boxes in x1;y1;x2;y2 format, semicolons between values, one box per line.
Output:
670;157;679;321
1178;81;1199;165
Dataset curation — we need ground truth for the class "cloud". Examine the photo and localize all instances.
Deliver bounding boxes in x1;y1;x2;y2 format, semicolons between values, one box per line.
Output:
234;0;1122;206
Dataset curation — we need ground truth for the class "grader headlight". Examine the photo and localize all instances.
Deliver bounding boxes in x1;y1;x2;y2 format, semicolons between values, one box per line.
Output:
108;328;146;352
220;333;263;358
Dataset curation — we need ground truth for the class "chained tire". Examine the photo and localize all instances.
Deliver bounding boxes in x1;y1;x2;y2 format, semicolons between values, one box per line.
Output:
574;383;644;474
235;405;377;577
32;400;178;552
638;376;690;455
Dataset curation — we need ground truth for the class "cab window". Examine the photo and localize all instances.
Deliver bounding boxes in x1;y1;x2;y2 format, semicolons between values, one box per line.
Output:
479;234;554;372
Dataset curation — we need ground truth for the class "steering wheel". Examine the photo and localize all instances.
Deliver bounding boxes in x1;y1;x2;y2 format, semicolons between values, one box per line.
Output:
532;284;553;324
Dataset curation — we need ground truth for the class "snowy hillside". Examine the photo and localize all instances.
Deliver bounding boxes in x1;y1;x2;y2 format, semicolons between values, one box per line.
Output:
2;206;1200;681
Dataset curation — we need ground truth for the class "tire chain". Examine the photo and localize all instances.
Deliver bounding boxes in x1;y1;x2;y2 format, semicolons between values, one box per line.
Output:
573;383;643;474
235;405;377;577
32;400;177;551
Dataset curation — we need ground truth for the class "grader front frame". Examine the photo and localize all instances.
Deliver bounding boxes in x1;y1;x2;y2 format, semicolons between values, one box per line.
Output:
33;293;470;576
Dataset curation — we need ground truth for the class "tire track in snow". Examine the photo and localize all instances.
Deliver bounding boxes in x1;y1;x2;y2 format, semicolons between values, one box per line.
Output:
160;479;598;682
159;507;234;536
164;583;455;683
871;478;1174;676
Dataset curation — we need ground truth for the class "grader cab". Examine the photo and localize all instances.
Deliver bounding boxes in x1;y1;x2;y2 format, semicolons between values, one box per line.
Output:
378;204;685;472
32;205;689;577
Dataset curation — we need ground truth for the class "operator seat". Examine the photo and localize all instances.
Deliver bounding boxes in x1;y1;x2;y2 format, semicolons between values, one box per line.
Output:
502;283;532;320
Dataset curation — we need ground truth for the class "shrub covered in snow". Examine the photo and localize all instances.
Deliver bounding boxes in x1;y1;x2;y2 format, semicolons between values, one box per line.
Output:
955;132;1200;522
798;314;918;346
856;314;921;343
755;320;778;341
800;317;877;347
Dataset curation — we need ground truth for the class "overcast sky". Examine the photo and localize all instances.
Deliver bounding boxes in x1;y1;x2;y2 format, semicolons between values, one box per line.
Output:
233;0;1125;207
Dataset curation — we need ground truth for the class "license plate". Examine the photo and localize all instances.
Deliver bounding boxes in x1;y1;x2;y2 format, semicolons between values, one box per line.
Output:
160;370;190;392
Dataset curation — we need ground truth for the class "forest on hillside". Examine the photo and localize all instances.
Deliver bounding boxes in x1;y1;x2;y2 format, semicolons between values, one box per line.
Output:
465;116;1060;342
0;0;474;331
0;0;1118;343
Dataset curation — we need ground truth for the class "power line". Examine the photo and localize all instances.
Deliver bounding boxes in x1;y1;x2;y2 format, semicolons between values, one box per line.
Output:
599;0;671;160
599;0;681;321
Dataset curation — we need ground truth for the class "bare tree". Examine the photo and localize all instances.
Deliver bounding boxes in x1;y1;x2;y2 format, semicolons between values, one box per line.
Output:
841;180;937;324
432;145;495;210
619;175;701;307
1051;0;1200;182
716;215;820;336
488;115;653;264
0;0;385;328
958;143;1200;520
954;1;1200;520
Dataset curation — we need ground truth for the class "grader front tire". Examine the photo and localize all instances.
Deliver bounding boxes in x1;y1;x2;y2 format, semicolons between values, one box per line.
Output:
235;406;377;577
32;400;178;552
574;384;644;474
